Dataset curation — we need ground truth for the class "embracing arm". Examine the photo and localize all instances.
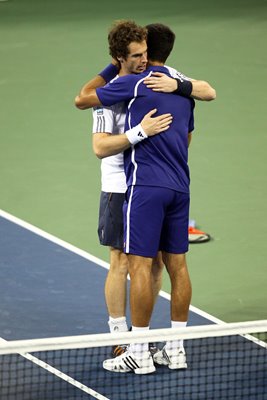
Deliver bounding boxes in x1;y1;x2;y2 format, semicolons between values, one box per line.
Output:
93;109;173;159
144;72;216;101
75;63;119;109
93;132;130;158
75;81;102;109
188;79;216;101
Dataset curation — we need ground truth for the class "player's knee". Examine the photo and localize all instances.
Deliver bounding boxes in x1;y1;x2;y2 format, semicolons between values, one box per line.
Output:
110;263;128;277
151;260;164;284
128;263;151;282
152;258;164;272
109;258;128;278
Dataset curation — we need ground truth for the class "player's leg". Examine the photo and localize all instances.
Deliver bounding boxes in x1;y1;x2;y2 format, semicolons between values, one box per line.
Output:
151;252;164;303
159;190;191;322
103;187;164;373
125;187;165;354
105;249;129;356
148;252;165;354
123;186;166;328
153;252;190;369
105;247;128;321
163;252;191;322
128;254;154;328
98;192;129;335
153;191;191;369
103;254;156;374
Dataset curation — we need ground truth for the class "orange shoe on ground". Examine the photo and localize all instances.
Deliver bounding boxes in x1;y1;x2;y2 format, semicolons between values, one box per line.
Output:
188;226;211;243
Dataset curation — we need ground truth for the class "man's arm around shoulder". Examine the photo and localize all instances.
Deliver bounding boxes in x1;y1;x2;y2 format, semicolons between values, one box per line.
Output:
75;78;102;109
75;62;119;109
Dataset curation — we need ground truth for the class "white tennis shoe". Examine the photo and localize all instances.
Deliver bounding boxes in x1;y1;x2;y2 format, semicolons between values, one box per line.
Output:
153;346;187;370
103;350;156;374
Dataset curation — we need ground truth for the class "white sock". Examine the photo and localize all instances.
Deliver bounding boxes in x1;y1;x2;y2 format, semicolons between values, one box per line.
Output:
108;316;128;333
165;321;187;350
129;326;149;356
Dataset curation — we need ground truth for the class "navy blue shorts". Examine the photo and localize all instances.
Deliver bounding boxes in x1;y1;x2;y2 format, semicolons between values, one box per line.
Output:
123;186;189;257
98;192;125;250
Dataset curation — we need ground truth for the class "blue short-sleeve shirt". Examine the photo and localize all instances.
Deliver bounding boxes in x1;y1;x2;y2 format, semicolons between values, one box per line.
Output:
96;66;195;194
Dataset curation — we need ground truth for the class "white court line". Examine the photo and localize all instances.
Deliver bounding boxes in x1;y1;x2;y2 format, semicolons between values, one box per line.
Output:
0;336;109;400
0;208;224;324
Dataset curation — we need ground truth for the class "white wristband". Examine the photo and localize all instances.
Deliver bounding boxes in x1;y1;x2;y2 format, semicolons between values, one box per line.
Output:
125;124;148;145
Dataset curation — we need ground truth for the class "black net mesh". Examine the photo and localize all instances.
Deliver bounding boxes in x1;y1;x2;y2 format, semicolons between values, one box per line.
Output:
0;324;266;400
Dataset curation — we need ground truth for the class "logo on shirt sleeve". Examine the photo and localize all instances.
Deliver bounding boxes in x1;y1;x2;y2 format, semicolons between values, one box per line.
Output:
93;106;104;115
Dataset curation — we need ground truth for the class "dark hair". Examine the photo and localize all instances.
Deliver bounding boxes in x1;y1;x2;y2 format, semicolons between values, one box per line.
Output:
146;23;175;63
108;20;147;60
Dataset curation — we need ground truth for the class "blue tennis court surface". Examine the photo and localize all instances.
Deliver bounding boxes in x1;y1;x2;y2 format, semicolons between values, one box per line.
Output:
0;213;214;340
0;212;266;399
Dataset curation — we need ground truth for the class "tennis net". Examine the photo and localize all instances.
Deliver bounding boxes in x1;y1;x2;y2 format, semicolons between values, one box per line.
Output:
0;320;266;400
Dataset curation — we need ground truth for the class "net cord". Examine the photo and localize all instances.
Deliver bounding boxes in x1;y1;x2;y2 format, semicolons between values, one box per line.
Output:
0;320;266;355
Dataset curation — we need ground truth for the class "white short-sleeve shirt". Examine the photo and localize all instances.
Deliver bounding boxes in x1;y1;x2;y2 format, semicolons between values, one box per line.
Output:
92;102;127;193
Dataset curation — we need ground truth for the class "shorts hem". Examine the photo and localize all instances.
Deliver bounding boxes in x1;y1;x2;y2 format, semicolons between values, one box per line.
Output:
160;247;189;254
99;240;123;251
125;249;157;258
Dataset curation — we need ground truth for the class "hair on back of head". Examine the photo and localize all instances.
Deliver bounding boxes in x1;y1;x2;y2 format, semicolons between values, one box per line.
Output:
146;23;175;63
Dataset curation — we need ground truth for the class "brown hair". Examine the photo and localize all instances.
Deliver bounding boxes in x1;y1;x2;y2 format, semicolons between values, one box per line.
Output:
108;20;147;60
